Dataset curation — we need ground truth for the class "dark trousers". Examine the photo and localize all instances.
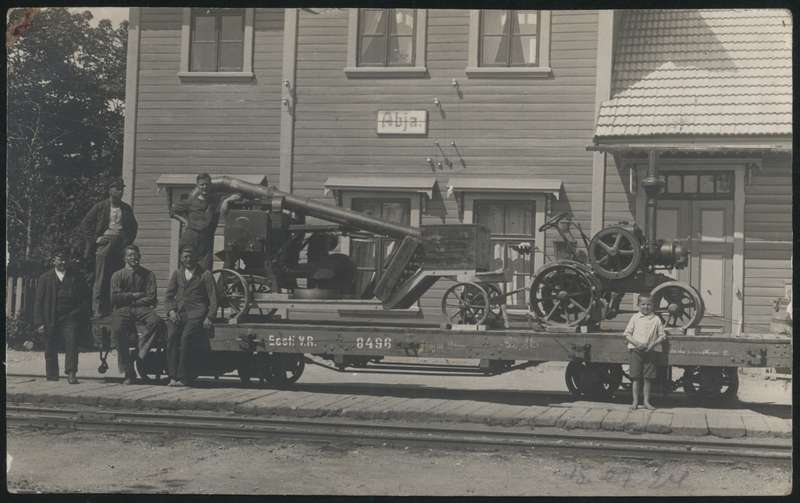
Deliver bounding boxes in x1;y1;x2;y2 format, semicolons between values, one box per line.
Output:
44;319;79;378
112;306;166;375
93;234;126;316
179;228;214;272
166;317;208;381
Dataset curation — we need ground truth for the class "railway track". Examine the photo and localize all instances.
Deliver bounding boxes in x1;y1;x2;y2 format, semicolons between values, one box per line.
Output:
7;404;790;461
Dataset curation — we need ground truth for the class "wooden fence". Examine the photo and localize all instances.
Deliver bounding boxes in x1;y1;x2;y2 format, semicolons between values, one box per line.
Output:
6;274;38;322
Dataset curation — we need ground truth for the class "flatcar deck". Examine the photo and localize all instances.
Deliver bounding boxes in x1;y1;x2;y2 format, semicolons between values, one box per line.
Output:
208;320;792;370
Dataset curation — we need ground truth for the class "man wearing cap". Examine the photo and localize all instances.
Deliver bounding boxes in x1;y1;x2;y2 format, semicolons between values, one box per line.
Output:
165;245;218;386
80;177;138;318
170;173;240;271
110;244;166;384
34;248;91;383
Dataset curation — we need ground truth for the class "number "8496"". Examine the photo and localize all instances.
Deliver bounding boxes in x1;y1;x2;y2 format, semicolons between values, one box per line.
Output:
355;337;392;350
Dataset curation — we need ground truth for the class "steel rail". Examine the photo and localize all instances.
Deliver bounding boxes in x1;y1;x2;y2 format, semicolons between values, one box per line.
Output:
7;404;790;461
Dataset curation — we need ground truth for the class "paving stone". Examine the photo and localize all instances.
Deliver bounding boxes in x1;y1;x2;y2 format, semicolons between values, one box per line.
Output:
353;396;413;420
670;413;708;436
741;414;772;438
477;404;529;426
290;393;354;418
443;401;493;422
515;406;549;427
533;407;568;427
764;416;792;439
233;391;302;414
707;413;745;438
396;398;452;421
556;407;590;429
336;395;389;418
645;412;673;434
576;408;609;430
600;409;630;431
623;409;652;433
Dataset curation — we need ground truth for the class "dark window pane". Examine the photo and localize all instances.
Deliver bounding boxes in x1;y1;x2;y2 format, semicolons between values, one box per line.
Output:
351;239;377;268
716;173;732;193
191;42;217;71
388;36;413;65
504;202;534;235
219;42;243;71
381;201;410;225
360;9;386;35
392;9;414;36
514;11;538;35
476;202;505;233
510;35;537;65
221;14;243;41
699;175;714;193
359;36;387;65
481;35;507;66
193;15;216;42
352;199;381;218
481;10;507;35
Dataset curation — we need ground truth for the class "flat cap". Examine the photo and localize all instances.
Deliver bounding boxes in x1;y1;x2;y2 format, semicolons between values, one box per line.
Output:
108;177;126;189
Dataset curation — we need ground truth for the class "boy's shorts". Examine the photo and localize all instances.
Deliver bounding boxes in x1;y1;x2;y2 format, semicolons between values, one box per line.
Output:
629;349;658;381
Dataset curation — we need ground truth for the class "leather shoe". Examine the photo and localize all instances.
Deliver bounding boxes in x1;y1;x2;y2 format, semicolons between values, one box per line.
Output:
67;372;79;385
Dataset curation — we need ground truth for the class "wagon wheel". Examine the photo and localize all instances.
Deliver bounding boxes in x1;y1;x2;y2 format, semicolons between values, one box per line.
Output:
565;361;623;400
651;281;704;330
134;346;168;384
441;282;491;326
212;269;251;323
588;226;642;280
243;274;278;320
261;354;305;386
529;263;597;327
681;366;739;402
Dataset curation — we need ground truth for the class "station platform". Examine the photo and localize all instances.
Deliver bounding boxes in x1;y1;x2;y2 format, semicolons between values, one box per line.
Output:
6;350;791;441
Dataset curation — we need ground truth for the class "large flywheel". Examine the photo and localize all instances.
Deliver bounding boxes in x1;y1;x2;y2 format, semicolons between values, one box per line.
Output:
529;262;599;327
588;226;642;280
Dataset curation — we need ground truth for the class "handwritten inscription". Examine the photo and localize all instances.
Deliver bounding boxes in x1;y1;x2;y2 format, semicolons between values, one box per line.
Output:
558;462;689;489
355;337;392;350
266;334;316;348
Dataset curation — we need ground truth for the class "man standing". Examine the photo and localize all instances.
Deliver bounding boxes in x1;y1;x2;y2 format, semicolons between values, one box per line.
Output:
170;173;239;271
165;245;218;386
110;245;166;384
33;248;90;384
81;177;138;318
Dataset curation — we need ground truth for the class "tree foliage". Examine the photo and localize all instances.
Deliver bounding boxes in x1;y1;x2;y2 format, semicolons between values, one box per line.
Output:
6;8;128;264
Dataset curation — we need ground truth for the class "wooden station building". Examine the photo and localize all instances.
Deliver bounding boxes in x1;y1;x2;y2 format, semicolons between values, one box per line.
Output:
120;8;792;334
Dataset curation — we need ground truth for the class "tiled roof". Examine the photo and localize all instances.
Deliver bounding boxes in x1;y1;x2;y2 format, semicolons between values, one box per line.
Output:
595;9;792;138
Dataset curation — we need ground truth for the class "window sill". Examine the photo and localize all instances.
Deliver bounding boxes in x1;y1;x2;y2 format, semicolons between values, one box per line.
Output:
465;66;552;78
178;71;255;82
344;67;429;78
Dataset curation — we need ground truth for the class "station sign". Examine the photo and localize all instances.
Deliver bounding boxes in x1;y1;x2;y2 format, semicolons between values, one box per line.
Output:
377;110;427;135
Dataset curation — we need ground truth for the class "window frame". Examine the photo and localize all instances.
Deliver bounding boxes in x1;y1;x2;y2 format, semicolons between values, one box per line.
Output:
179;8;255;81
466;9;551;78
345;9;428;78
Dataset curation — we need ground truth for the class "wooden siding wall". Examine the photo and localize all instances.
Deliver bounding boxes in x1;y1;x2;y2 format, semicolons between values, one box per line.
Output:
292;9;600;320
743;156;792;332
133;8;285;300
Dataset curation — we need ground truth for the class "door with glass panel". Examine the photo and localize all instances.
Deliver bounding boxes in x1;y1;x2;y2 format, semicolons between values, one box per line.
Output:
655;172;734;331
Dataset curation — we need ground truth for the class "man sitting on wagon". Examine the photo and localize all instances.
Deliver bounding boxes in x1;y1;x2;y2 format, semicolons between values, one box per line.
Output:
165;245;218;386
110;244;166;384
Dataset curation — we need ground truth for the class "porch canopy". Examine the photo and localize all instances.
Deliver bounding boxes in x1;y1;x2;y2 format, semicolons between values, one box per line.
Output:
446;176;562;199
586;143;792;156
323;175;438;198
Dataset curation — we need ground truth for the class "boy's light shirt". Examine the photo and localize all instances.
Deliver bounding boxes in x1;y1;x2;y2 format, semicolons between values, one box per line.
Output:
623;312;666;351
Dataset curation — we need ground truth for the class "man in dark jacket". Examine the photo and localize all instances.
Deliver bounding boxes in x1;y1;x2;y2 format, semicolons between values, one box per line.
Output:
165;245;218;386
110;244;166;384
33;248;90;383
169;173;239;271
80;177;138;318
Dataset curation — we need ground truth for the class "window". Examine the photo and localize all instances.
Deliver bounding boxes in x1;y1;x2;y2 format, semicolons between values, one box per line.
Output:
350;198;411;298
345;9;428;77
190;8;244;72
474;200;536;309
480;10;539;67
179;8;254;80
358;9;415;66
659;172;734;200
467;10;551;77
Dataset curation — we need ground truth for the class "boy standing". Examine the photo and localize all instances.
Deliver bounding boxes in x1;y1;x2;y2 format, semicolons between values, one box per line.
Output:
623;294;667;410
